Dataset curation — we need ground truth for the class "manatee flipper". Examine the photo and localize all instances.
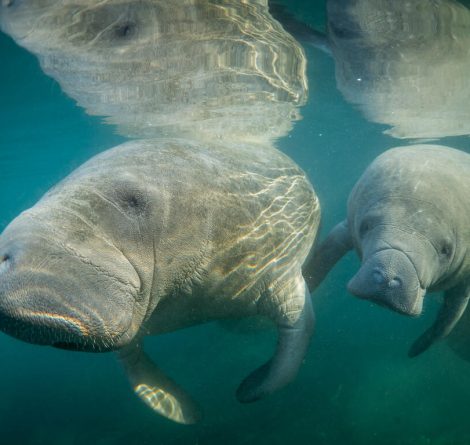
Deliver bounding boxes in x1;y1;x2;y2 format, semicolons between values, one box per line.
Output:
118;341;202;424
409;285;470;358
236;275;314;403
303;220;353;291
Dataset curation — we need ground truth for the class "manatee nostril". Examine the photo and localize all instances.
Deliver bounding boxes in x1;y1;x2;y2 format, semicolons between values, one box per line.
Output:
388;277;402;289
372;268;402;289
372;268;385;285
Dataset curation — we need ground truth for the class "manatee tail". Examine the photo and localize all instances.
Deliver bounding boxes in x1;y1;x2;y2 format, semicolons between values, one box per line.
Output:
236;275;314;403
118;341;202;424
302;220;353;292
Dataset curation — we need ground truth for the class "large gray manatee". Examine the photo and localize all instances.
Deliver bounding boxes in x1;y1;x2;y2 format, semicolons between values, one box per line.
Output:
0;139;319;423
0;0;317;425
304;145;470;357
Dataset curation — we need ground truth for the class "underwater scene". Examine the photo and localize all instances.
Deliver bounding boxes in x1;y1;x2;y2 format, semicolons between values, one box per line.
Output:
1;0;470;444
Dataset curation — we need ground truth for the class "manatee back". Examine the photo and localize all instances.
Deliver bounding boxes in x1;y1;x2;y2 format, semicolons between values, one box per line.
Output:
41;138;320;307
194;141;320;299
349;145;470;216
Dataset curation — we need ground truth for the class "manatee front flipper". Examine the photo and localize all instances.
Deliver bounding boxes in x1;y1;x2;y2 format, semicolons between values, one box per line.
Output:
303;220;353;291
236;275;314;403
409;284;470;358
118;341;202;424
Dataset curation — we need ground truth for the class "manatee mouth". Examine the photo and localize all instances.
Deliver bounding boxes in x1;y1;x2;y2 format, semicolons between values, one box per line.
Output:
0;308;125;352
357;291;424;317
53;342;81;351
52;341;102;352
0;216;141;353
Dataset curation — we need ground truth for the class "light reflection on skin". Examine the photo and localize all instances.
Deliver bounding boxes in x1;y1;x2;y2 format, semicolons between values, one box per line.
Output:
135;384;186;424
19;311;90;337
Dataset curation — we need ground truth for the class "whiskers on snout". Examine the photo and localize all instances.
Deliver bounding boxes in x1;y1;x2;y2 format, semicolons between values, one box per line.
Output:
0;308;124;352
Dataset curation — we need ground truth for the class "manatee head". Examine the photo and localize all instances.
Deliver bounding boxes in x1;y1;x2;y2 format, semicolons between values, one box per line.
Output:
0;165;156;352
346;146;466;316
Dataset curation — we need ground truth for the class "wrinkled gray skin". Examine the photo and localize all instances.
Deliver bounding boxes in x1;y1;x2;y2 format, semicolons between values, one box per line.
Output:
0;0;318;425
304;145;470;357
0;139;319;424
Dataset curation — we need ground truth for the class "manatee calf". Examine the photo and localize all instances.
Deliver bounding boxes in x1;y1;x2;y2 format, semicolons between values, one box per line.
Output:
0;139;319;423
304;145;470;357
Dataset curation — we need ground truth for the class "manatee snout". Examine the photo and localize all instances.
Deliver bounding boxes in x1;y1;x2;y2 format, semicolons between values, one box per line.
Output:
0;225;139;352
347;249;426;316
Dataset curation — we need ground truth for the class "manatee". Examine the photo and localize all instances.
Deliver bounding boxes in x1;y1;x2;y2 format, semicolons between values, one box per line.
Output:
304;145;470;357
0;0;319;425
0;139;319;423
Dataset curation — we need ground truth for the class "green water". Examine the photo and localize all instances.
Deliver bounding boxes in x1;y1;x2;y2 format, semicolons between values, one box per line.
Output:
1;2;470;444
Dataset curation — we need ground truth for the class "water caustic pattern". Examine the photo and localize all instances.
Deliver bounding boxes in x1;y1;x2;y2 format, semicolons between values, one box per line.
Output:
0;0;470;444
135;383;187;423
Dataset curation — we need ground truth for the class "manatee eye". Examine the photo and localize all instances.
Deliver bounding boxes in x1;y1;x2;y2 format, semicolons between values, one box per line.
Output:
127;195;139;208
359;219;371;238
116;185;148;216
114;21;136;39
440;242;453;259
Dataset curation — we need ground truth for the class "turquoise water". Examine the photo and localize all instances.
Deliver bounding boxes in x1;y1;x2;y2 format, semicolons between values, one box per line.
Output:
1;2;470;444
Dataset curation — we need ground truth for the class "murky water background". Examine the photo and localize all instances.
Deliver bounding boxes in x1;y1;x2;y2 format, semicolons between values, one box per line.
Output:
1;1;470;444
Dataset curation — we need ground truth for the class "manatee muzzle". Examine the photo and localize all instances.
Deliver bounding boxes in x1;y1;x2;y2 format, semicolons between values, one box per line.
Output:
0;243;136;352
347;248;426;316
0;306;92;349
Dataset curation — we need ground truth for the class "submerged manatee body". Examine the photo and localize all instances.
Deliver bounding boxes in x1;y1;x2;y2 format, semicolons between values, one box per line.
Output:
0;0;318;424
304;145;470;356
0;139;319;423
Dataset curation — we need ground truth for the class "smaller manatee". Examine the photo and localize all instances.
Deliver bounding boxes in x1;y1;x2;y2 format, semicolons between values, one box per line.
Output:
304;145;470;357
